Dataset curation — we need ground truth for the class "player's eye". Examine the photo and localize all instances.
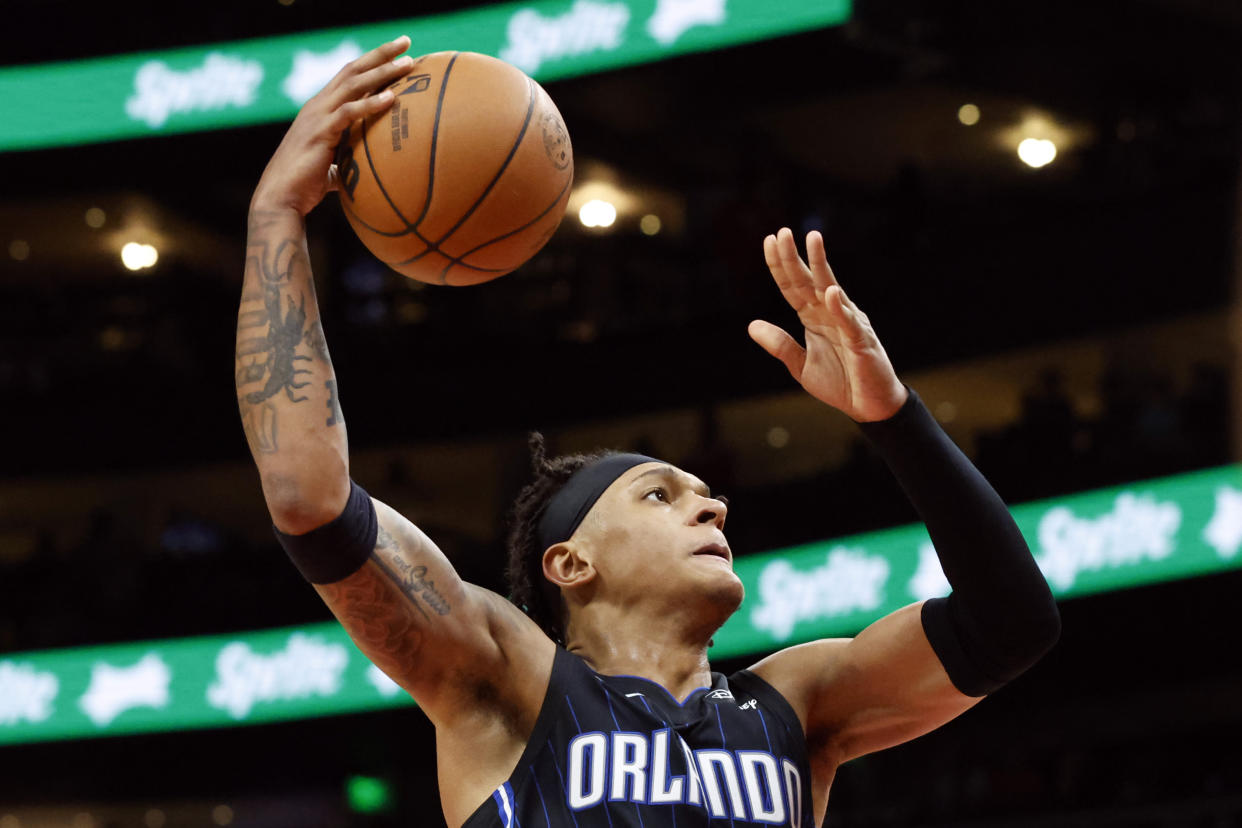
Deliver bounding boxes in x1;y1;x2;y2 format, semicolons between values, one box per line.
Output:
643;487;669;503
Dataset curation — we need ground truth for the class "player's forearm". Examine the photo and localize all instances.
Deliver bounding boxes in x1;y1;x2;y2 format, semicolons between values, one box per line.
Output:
858;389;1060;695
235;205;350;533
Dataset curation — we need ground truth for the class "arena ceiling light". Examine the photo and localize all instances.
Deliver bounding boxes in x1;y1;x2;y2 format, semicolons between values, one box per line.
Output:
569;174;637;232
1017;137;1057;168
120;241;159;271
996;109;1088;171
578;199;617;229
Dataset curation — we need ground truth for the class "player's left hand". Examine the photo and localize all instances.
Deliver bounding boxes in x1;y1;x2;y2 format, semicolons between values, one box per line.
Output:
251;35;412;217
749;227;908;422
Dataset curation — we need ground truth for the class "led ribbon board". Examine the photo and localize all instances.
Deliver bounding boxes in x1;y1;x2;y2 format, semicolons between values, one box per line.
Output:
0;0;851;152
1;463;1238;745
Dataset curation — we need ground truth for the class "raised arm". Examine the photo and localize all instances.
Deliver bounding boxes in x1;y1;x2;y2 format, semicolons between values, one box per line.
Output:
234;39;554;735
235;38;412;526
746;229;1060;771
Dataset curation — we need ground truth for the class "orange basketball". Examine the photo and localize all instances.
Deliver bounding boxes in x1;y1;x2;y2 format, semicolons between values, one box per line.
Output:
333;51;574;286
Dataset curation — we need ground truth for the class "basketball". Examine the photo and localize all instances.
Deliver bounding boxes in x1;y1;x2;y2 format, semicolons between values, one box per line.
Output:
333;51;574;287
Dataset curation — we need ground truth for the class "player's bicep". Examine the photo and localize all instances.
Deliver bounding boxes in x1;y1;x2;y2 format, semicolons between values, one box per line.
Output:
813;603;980;761
312;498;495;712
819;603;980;760
752;603;980;765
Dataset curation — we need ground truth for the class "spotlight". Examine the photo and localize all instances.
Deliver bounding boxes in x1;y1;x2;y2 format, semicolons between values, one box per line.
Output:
1017;138;1057;168
121;242;159;271
578;199;617;229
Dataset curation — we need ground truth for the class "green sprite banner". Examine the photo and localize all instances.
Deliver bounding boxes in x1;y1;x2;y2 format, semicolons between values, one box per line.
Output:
0;624;412;746
0;0;851;152
713;463;1242;658
1;463;1238;746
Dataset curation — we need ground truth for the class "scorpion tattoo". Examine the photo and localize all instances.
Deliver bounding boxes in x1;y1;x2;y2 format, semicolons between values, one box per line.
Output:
239;287;312;404
236;237;315;405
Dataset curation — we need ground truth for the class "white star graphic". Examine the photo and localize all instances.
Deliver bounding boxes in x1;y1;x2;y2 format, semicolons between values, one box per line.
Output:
282;41;364;105
908;541;951;601
366;664;403;698
79;653;171;727
647;0;726;46
1203;485;1242;560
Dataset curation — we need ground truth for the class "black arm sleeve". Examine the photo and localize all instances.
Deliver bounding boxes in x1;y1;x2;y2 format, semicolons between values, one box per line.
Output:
273;479;378;584
858;389;1061;696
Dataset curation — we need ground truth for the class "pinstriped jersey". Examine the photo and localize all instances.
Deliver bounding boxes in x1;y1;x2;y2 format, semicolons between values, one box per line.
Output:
462;647;815;828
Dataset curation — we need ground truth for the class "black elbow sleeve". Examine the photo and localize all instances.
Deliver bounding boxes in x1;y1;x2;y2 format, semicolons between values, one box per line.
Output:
922;592;1061;697
273;479;378;584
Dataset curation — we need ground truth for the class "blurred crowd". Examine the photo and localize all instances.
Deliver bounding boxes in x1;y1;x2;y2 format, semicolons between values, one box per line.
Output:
0;347;1232;656
976;362;1231;502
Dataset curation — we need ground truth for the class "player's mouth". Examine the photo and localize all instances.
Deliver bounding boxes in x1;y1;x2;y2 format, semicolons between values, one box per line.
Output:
692;543;732;564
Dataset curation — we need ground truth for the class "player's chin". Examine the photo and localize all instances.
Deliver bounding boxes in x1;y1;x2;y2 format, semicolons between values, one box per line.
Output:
698;567;745;615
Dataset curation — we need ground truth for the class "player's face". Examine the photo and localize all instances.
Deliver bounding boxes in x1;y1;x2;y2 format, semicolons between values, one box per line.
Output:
577;462;744;616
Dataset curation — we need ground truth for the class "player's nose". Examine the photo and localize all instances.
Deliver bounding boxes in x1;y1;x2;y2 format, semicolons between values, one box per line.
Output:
693;496;728;529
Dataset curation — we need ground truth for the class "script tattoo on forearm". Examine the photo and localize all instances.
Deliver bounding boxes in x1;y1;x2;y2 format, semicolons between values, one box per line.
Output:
371;527;453;618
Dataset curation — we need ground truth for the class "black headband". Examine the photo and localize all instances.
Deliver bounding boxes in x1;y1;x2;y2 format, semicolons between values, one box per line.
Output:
536;453;659;552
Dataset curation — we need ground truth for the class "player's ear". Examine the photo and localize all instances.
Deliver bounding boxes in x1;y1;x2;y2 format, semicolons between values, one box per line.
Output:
543;540;595;590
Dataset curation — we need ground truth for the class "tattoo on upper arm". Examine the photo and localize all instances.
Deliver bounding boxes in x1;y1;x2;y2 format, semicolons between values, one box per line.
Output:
317;564;424;673
371;526;453;618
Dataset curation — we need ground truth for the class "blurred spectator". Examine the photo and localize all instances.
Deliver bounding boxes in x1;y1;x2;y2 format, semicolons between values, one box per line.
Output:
1181;361;1230;467
679;405;738;497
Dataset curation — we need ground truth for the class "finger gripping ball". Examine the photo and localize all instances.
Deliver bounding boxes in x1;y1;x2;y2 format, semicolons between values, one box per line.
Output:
334;51;574;286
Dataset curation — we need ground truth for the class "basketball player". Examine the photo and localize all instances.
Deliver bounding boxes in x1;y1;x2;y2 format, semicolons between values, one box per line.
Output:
235;38;1061;827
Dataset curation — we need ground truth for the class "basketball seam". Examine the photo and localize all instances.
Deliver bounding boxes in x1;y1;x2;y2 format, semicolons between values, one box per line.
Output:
379;175;572;282
409;51;459;232
351;52;461;242
425;76;539;271
439;173;573;283
340;195;427;239
357;112;432;243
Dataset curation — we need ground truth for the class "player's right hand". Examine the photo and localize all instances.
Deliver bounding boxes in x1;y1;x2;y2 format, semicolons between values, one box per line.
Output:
251;36;413;217
749;228;908;422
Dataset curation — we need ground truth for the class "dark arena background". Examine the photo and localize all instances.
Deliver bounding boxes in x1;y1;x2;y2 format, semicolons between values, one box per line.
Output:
2;0;1241;826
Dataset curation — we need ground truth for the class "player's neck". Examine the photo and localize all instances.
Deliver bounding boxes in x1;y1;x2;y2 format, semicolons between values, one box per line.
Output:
564;604;715;702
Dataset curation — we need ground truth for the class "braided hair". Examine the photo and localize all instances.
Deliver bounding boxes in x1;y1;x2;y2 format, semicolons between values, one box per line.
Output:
505;433;620;644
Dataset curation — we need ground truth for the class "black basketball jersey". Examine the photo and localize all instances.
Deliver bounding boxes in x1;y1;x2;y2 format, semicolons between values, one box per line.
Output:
462;647;816;828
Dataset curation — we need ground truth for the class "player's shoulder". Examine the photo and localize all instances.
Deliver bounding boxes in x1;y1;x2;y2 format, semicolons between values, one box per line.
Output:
743;638;854;732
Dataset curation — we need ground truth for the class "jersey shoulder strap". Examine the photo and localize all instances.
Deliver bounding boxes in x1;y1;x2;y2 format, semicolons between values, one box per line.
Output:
728;668;808;748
